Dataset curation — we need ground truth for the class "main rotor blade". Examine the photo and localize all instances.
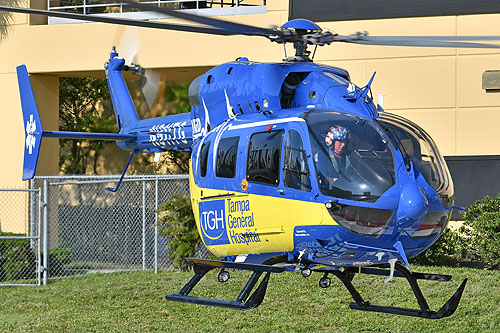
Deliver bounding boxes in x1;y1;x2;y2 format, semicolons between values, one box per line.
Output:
118;0;280;38
337;34;500;48
357;35;500;42
0;5;235;36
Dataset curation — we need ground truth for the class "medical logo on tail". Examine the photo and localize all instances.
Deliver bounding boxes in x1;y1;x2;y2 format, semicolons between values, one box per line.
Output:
25;114;36;154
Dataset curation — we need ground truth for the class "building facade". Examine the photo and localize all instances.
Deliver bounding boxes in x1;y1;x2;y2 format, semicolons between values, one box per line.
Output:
1;0;499;220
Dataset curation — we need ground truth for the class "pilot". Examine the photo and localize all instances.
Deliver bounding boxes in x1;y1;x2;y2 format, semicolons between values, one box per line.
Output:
316;125;350;186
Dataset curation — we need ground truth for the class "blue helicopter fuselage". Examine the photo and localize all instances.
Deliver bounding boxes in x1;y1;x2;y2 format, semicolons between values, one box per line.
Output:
179;57;454;268
105;52;454;268
19;49;454;269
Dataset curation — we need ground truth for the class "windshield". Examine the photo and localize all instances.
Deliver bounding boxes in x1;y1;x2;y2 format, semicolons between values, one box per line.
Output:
379;113;453;203
302;111;396;202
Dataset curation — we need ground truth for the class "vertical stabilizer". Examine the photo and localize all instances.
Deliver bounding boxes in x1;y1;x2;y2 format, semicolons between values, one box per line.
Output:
17;65;43;181
105;47;140;130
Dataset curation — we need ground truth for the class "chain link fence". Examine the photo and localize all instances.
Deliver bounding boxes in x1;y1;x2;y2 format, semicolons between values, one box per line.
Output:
0;188;42;286
31;174;210;282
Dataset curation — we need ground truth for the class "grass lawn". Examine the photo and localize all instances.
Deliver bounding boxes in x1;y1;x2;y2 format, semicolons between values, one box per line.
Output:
0;265;499;332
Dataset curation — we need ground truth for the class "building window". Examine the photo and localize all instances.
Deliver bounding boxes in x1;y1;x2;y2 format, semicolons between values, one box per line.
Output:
284;130;311;192
247;129;284;186
216;137;239;178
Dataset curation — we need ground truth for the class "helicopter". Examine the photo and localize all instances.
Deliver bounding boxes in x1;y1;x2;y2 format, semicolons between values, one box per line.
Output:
4;1;500;319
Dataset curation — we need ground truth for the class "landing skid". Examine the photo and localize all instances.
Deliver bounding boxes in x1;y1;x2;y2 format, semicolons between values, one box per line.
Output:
166;258;466;318
165;258;285;310
321;262;467;319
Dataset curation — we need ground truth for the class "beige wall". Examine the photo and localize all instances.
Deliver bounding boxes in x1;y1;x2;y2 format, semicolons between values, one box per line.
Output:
0;1;500;190
316;15;500;157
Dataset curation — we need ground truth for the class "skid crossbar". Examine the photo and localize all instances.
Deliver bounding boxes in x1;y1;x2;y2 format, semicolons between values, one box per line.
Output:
165;258;285;310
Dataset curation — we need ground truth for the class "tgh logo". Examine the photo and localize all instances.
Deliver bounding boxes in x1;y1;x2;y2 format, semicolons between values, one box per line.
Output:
199;199;230;246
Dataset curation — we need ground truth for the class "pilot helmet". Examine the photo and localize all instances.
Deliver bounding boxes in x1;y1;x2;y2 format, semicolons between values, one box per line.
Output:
325;125;349;147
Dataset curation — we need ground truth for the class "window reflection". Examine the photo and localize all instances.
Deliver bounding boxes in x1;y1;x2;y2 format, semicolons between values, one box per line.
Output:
200;141;210;177
216;137;239;178
303;111;396;202
284;130;311;192
379;113;453;201
247;130;284;186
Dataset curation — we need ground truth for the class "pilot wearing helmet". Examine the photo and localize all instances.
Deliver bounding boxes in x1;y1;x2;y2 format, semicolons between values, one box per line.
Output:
315;125;350;186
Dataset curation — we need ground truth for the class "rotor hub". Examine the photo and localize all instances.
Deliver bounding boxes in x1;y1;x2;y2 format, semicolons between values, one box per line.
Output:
276;19;336;62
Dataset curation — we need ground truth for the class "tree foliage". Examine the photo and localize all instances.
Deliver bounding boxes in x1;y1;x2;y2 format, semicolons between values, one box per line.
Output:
59;77;116;174
159;84;191;173
0;0;23;41
411;228;463;266
139;82;191;174
59;77;192;175
157;194;199;270
460;194;500;268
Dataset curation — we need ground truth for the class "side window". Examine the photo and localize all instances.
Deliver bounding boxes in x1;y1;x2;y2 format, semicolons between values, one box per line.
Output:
200;141;210;177
247;129;283;186
284;130;311;192
216;137;239;178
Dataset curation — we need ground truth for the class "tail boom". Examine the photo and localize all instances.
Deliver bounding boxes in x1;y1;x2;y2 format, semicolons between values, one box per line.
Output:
18;56;194;182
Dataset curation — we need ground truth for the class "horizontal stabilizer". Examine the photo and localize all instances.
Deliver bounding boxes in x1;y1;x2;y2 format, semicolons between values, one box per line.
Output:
43;131;136;141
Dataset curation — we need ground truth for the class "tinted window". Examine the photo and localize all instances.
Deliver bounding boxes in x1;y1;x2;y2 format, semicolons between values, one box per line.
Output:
303;111;395;202
380;113;453;200
188;75;202;106
284;130;311;192
216;137;239;178
247;130;284;186
200;141;210;177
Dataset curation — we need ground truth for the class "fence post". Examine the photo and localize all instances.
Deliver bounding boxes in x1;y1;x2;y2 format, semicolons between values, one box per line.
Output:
43;180;49;285
37;189;42;286
30;179;34;249
142;177;146;270
155;178;158;274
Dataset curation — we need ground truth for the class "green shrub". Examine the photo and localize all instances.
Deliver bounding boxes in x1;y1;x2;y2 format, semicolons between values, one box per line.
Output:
42;248;74;276
49;248;73;266
460;194;500;268
411;228;463;266
157;194;199;270
0;232;36;282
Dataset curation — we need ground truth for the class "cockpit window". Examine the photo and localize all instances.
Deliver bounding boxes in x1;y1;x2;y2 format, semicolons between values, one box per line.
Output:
379;113;453;201
302;111;396;202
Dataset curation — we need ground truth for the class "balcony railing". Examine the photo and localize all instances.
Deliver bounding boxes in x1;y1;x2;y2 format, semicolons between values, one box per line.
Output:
47;0;267;24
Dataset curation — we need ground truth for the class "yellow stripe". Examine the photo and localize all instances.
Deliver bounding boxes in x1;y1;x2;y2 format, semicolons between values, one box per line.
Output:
190;165;337;257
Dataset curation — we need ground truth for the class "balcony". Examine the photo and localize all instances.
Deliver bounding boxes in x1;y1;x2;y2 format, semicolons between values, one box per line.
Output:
47;0;267;25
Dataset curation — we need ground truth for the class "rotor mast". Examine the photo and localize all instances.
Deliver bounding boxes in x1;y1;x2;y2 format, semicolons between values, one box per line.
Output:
277;19;335;63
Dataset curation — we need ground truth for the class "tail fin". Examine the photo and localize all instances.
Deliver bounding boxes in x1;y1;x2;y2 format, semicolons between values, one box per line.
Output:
105;47;140;130
17;65;43;181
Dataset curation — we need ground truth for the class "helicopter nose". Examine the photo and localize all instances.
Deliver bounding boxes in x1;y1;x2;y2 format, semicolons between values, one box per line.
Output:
398;182;429;223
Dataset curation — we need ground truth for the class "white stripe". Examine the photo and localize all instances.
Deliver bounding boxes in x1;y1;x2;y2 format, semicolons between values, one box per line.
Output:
212;121;232;171
228;117;305;130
